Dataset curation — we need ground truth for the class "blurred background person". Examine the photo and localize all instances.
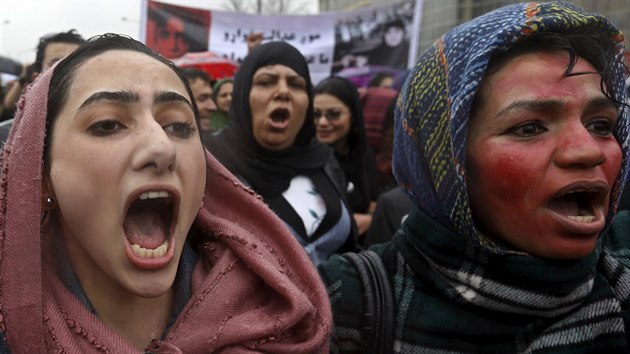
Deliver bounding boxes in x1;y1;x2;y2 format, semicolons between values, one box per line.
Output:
373;96;398;191
2;30;84;121
314;76;381;238
181;67;216;145
210;77;233;132
358;83;398;192
367;71;394;89
363;185;413;247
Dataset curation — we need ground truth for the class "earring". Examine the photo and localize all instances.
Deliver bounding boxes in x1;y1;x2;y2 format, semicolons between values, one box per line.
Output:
46;196;55;207
41;196;56;229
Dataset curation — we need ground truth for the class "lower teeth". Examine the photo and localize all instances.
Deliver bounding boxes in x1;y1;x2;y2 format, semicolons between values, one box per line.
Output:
567;215;595;223
131;241;168;258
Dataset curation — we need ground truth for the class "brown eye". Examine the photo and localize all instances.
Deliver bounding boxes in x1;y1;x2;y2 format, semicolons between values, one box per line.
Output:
89;119;125;137
289;78;306;90
508;122;546;137
164;122;195;139
587;119;614;137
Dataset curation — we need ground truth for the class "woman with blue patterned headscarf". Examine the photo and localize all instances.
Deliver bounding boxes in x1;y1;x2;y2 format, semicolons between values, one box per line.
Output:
319;2;630;353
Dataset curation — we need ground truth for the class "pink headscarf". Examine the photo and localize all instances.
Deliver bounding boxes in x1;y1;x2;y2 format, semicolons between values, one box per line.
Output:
0;57;331;353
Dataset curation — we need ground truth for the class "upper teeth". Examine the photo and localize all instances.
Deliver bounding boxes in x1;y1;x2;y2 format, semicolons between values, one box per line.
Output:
139;191;169;200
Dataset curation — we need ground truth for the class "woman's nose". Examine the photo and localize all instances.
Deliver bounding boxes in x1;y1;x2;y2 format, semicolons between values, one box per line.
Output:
554;123;605;169
131;118;177;173
314;114;330;127
274;80;291;100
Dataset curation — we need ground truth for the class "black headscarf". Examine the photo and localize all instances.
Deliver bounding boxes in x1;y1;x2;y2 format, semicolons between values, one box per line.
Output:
206;41;330;198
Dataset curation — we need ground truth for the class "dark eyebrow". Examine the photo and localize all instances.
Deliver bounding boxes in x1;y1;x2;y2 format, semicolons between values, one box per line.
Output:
78;90;138;110
495;97;618;120
583;96;619;114
254;72;303;81
154;91;193;110
494;99;564;119
78;90;193;112
254;72;277;79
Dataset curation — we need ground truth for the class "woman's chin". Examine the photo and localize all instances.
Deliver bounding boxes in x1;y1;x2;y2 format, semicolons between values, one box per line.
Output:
128;275;176;298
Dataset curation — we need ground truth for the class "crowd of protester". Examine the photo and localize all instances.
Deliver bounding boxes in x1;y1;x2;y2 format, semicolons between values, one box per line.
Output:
0;1;629;352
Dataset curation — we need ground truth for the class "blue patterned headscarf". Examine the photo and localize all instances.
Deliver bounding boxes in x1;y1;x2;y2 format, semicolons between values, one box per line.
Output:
393;1;629;244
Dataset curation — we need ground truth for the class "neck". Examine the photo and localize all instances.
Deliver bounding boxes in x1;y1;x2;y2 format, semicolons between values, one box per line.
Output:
60;239;176;351
89;286;174;351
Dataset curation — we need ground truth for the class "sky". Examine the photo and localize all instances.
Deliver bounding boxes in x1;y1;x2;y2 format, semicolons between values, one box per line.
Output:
0;0;317;64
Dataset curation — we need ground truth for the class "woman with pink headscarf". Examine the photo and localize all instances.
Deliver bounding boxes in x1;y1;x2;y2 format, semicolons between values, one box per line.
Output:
0;34;330;353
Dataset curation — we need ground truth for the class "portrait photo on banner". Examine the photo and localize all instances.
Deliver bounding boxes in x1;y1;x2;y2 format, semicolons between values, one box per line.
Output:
146;0;211;59
331;0;416;87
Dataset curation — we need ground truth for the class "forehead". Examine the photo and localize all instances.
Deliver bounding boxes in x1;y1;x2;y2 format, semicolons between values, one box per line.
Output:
67;50;189;105
253;64;300;77
189;78;211;93
43;42;80;67
165;17;184;31
218;82;233;92
480;51;602;103
315;93;346;107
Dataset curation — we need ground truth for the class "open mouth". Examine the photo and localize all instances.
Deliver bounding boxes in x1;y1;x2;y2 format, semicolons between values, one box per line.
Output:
546;185;607;223
123;190;174;259
269;108;290;126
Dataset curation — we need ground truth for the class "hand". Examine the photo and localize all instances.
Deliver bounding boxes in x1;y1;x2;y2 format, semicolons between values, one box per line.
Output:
246;32;264;53
353;213;373;236
340;54;355;68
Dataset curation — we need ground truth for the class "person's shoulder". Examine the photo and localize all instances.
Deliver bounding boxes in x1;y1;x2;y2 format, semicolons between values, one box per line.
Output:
318;244;394;338
318;243;392;290
378;187;409;204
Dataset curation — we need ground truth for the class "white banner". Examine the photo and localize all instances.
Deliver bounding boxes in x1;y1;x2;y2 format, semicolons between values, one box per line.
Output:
142;0;423;85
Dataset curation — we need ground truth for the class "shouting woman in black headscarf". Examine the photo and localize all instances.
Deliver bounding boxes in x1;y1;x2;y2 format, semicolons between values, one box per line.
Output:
207;41;357;265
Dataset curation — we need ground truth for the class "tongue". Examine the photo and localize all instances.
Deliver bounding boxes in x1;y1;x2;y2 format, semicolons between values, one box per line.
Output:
269;115;289;129
547;196;580;216
123;211;168;249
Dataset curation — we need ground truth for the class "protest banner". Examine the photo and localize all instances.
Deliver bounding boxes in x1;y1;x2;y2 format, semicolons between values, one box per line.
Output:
140;0;423;85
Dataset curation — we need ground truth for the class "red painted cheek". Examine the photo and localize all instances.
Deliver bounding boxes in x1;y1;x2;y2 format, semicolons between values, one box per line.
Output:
473;149;536;201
